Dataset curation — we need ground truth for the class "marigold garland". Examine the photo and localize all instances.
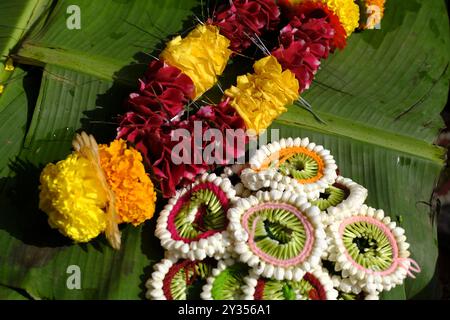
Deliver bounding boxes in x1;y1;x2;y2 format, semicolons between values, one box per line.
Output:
129;60;195;118
210;0;281;53
280;0;348;50
117;0;387;196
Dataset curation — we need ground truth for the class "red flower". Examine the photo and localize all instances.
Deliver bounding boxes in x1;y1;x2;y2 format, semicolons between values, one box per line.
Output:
129;60;195;118
272;3;339;93
190;98;248;163
278;0;347;50
118;99;247;198
118;109;210;198
210;0;280;53
272;38;319;93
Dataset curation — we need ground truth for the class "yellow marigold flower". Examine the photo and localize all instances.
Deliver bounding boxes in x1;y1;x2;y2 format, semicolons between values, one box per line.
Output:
319;0;359;36
161;24;232;99
99;139;156;226
39;153;108;243
225;56;299;134
0;84;4;94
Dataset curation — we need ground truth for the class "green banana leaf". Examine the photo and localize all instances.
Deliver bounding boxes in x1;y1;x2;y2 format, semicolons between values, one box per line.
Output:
0;0;449;299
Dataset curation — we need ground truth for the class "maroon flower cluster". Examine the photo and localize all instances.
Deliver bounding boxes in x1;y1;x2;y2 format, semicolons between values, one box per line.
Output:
278;0;347;50
190;98;247;163
118;64;246;197
210;0;280;53
129;60;195;118
272;1;346;93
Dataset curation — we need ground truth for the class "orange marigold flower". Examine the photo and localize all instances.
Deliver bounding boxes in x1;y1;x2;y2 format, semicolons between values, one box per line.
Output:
99;139;157;226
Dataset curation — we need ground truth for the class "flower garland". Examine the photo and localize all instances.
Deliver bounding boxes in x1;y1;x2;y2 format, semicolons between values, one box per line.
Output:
118;0;280;198
311;175;368;225
322;258;379;300
327;205;419;292
220;164;252;198
117;0;374;197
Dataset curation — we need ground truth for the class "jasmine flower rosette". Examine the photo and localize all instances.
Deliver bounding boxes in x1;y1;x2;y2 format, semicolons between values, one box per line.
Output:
240;137;338;198
228;190;327;281
146;255;217;300
327;205;421;292
155;173;236;261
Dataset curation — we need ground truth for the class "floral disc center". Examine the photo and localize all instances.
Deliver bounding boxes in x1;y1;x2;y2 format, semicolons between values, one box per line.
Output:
341;217;395;273
242;202;314;267
211;263;249;300
163;259;216;300
311;183;349;210
168;182;229;242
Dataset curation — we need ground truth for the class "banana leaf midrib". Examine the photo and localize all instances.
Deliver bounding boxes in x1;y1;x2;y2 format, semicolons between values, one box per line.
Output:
14;42;133;85
0;1;51;63
0;0;52;87
275;109;446;165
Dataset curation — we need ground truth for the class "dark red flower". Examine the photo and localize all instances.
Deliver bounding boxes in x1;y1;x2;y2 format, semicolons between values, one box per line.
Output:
210;0;280;53
272;39;319;93
278;0;347;50
118;99;248;198
190;98;248;163
118;109;209;198
272;3;339;93
128;60;195;118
